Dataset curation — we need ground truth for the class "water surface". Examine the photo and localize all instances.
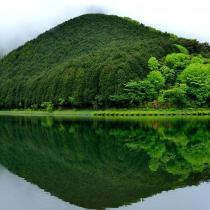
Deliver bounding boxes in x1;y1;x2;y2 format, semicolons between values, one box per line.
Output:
0;116;209;210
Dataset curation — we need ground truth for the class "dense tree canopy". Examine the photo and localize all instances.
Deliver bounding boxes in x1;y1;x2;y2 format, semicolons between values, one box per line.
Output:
0;14;209;109
111;47;210;108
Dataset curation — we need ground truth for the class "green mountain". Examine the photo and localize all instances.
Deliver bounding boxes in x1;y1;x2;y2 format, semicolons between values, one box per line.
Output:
0;14;209;108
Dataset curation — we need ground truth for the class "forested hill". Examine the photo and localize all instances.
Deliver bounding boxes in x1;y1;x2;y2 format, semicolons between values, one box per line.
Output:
0;14;209;109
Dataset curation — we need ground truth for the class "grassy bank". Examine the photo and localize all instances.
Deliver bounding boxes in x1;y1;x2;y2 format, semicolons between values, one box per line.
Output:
93;108;210;116
0;108;209;118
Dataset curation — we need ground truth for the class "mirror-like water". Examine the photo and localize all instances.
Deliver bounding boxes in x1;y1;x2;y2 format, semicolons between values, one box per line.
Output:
0;116;209;210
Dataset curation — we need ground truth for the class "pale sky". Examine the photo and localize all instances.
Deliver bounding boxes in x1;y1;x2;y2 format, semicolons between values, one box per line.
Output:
0;0;210;54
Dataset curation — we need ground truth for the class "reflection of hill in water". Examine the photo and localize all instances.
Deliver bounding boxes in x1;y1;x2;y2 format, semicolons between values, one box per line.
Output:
0;117;209;209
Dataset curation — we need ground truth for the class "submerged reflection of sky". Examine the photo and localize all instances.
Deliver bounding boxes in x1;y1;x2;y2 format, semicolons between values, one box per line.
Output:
1;164;210;210
0;166;81;210
109;182;210;210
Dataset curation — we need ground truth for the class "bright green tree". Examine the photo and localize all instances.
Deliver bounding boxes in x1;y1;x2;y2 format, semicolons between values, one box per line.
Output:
148;57;160;71
146;70;165;92
190;55;204;64
165;53;190;71
180;63;210;106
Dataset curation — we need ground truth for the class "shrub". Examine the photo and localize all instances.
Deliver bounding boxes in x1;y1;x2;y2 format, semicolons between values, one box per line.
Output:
58;98;65;106
41;102;54;112
109;94;130;107
159;84;188;108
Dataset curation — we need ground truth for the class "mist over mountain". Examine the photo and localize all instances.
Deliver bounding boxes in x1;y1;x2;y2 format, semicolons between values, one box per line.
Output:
0;51;4;59
1;0;210;55
0;3;107;55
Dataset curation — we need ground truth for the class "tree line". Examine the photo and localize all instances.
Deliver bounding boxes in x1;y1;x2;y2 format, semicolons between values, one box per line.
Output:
40;45;210;111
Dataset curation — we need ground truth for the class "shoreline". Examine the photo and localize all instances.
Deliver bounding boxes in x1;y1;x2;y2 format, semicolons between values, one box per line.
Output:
0;109;210;118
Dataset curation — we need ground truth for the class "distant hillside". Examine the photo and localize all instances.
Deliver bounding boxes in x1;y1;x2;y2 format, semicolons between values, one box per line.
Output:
0;14;209;108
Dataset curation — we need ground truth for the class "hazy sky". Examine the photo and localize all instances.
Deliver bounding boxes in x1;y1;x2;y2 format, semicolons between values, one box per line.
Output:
0;0;210;54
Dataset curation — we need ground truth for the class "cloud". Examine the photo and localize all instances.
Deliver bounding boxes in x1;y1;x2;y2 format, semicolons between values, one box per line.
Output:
85;5;108;14
0;0;209;55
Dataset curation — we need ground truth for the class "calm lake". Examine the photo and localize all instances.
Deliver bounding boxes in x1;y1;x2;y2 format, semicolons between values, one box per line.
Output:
0;116;210;210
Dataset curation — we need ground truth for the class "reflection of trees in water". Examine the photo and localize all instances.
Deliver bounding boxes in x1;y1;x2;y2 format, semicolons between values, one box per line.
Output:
125;119;210;179
0;117;209;209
